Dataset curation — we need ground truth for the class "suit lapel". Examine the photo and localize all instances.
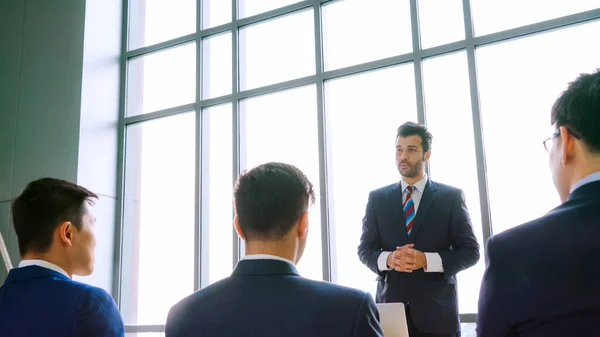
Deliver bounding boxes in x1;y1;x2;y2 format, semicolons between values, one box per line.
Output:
388;183;409;244
409;179;437;243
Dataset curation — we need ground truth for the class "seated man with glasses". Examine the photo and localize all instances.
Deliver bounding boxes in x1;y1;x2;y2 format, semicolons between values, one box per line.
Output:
477;69;600;337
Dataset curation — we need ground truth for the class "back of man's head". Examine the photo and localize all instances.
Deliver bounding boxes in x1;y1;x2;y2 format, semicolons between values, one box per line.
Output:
11;178;98;275
233;162;315;246
551;69;600;154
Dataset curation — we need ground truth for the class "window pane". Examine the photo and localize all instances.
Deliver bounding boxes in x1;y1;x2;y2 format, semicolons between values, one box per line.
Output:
322;0;412;71
238;0;302;19
129;0;196;50
125;333;164;337
121;112;196;325
127;43;196;117
239;10;315;90
477;21;600;235
418;0;465;48
471;0;600;36
202;0;231;29
202;104;234;285
240;85;323;280
202;32;232;99
422;51;483;314
325;64;417;297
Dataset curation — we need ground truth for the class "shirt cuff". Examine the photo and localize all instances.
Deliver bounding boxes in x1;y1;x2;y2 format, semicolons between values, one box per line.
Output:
424;252;444;272
378;251;393;272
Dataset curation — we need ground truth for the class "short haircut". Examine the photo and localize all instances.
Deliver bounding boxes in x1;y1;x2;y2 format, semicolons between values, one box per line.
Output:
233;162;315;241
11;177;98;256
551;69;600;154
397;121;433;153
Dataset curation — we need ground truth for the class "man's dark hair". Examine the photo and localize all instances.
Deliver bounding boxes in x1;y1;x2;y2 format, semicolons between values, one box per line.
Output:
233;162;315;241
397;121;433;153
551;69;600;154
11;177;98;256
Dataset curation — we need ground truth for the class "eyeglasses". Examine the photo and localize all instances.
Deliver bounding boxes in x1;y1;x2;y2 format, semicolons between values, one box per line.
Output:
543;128;581;152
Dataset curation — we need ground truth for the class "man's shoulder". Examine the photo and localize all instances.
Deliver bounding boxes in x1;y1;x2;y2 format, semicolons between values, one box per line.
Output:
299;278;370;301
171;276;369;312
370;183;399;196
428;180;461;194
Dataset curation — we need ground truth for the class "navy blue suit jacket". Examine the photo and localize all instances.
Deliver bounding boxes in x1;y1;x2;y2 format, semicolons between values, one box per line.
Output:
0;266;124;337
165;259;383;337
358;179;480;334
477;181;600;337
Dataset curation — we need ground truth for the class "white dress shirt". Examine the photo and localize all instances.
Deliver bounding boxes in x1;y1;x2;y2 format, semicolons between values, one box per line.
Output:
19;259;70;278
377;174;444;273
241;254;296;267
571;170;600;193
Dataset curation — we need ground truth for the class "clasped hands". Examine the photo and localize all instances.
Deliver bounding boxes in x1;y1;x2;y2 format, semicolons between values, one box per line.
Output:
386;244;427;273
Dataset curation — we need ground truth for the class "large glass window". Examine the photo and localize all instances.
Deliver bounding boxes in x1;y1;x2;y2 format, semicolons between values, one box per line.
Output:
240;85;323;281
477;20;600;235
127;43;196;117
325;64;417;296
471;0;600;36
422;51;484;314
128;0;196;50
119;0;600;332
322;0;412;71
202;104;234;285
121;112;196;325
239;10;315;90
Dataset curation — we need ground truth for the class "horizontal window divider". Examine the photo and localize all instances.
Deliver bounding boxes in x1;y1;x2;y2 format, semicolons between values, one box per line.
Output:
124;103;196;125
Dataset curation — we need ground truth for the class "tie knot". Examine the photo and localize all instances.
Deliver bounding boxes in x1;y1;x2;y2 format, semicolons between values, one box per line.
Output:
405;185;414;194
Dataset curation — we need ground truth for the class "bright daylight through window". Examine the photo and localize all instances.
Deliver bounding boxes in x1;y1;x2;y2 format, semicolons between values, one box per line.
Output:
118;0;600;334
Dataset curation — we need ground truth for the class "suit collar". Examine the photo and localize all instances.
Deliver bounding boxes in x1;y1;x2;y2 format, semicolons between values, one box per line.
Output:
568;180;600;202
399;174;428;193
232;259;300;277
4;265;71;284
391;176;436;192
18;259;70;278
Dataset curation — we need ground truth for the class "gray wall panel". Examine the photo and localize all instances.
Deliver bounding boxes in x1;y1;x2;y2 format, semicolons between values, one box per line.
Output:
0;0;24;202
10;0;86;197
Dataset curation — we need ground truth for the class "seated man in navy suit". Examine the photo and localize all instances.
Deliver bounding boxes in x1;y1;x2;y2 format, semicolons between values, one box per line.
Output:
166;162;383;337
477;70;600;337
0;178;124;337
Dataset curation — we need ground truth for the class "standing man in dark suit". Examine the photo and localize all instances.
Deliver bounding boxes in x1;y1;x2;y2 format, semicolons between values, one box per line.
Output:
0;178;124;337
358;122;480;337
166;162;383;337
477;70;600;337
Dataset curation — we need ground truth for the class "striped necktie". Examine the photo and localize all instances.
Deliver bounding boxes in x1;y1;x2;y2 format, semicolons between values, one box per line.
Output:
403;185;416;235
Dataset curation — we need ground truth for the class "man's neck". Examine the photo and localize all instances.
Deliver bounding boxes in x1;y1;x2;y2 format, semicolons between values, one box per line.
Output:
570;160;600;189
402;172;426;185
244;241;297;265
21;253;72;278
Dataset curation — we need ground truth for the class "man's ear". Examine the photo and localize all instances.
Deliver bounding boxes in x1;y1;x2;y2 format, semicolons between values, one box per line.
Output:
233;216;245;241
559;126;575;164
297;211;309;239
57;222;74;246
424;150;432;162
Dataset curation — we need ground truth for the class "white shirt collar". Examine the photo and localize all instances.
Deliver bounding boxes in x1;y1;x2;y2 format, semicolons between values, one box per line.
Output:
18;259;70;278
400;173;428;192
571;170;600;193
241;254;296;267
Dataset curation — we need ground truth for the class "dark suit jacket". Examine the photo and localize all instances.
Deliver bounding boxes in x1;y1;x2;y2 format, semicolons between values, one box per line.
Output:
477;180;600;337
165;259;383;337
358;179;480;334
0;265;124;337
